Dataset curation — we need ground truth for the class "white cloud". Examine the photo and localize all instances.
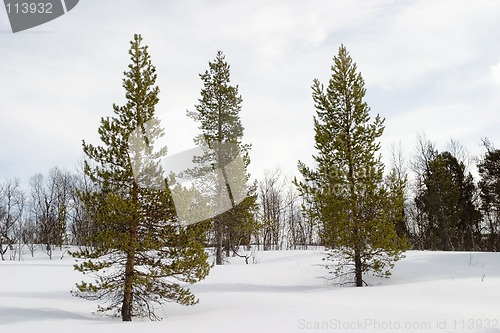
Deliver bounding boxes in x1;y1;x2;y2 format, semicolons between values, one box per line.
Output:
350;1;500;90
491;62;500;86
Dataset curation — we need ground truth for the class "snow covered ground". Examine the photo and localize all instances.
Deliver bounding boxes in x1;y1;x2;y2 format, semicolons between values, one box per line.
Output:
1;249;499;332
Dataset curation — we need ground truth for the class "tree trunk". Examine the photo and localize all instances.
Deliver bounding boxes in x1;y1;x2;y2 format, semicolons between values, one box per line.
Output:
122;216;137;321
354;250;363;287
215;217;223;265
121;251;134;321
122;183;139;321
224;229;231;258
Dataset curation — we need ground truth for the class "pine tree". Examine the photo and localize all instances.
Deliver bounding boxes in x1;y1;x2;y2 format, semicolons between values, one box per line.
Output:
295;45;409;287
71;34;210;321
386;168;409;239
416;151;481;251
187;51;257;265
477;141;500;251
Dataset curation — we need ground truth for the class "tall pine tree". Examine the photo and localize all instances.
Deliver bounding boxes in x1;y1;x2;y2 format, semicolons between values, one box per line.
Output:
187;51;257;265
71;34;210;321
295;45;409;287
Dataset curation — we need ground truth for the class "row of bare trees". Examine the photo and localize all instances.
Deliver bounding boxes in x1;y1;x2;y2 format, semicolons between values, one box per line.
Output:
253;169;319;250
0;167;96;260
1;164;319;261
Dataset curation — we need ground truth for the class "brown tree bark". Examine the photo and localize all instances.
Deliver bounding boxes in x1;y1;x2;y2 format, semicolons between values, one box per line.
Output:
121;183;139;321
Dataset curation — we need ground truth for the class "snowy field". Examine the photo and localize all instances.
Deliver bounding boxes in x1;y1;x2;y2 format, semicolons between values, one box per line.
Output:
1;249;499;333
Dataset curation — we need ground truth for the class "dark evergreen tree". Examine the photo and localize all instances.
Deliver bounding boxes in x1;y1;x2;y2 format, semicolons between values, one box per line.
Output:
416;151;481;250
295;45;409;287
71;34;210;321
458;170;483;250
187;51;257;265
478;141;500;251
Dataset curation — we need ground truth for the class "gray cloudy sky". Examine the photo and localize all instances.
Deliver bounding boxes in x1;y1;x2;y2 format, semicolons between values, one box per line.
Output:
1;0;500;183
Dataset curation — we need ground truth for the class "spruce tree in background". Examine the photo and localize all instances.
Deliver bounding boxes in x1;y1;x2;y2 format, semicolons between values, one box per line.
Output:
416;151;482;251
478;141;500;251
71;34;210;321
187;51;257;265
295;45;409;287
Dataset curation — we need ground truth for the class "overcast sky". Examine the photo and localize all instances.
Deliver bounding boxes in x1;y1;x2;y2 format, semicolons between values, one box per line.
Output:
1;0;500;184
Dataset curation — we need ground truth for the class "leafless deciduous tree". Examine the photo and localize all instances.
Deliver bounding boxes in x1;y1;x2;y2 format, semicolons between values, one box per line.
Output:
0;178;25;260
256;169;319;250
29;168;74;259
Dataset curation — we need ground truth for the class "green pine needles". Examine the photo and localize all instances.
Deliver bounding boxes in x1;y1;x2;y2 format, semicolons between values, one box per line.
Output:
187;51;258;266
71;34;210;321
295;45;409;287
